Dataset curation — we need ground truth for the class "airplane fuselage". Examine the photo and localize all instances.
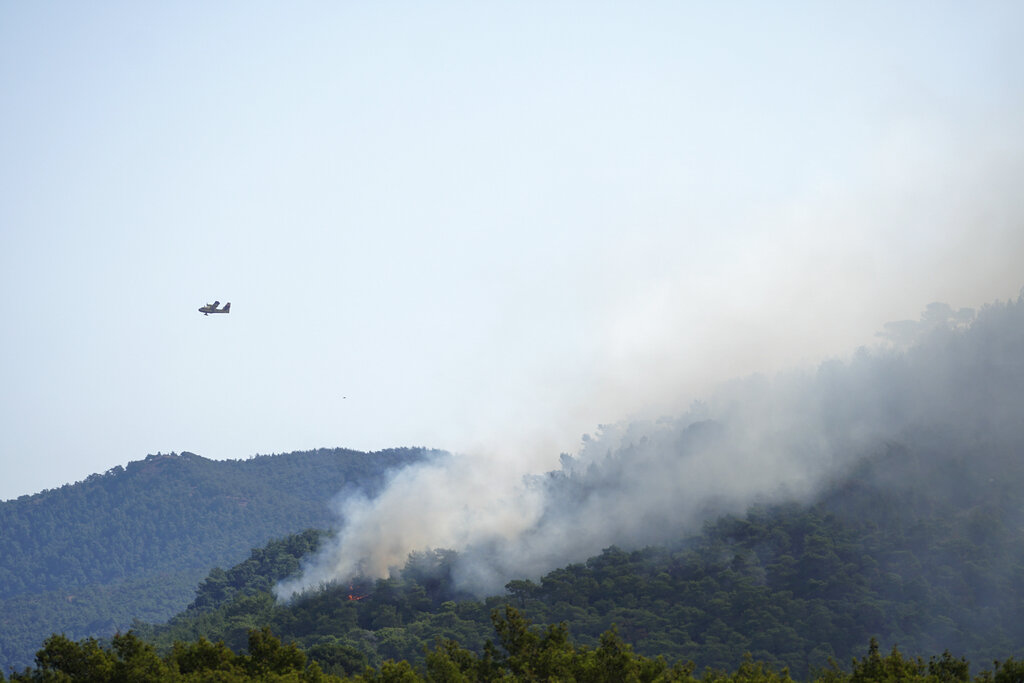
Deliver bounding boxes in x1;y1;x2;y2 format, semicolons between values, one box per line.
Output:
199;301;230;315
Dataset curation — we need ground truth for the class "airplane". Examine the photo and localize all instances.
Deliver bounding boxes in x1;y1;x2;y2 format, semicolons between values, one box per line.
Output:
198;301;231;315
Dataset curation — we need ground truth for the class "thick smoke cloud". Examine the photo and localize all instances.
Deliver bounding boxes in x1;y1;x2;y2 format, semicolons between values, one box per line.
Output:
276;293;1024;599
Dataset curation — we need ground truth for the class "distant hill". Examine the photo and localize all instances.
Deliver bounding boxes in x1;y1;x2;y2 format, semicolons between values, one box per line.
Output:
0;447;436;672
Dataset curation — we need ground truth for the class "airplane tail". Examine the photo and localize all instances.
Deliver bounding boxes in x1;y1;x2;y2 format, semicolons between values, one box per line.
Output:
223;302;231;313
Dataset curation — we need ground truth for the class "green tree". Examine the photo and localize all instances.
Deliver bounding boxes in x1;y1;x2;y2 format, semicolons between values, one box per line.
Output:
977;658;1024;683
306;639;368;678
927;651;970;683
169;636;237;676
244;626;306;677
846;638;925;683
109;632;169;681
365;658;422;682
30;634;115;682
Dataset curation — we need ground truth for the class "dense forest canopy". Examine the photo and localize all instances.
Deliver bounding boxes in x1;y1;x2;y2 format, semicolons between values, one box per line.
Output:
0;448;433;672
13;608;1024;682
133;482;1024;679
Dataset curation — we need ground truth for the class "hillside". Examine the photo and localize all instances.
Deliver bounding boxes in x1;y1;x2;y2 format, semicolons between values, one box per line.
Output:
0;447;435;672
132;295;1024;679
135;470;1024;680
7;293;1023;678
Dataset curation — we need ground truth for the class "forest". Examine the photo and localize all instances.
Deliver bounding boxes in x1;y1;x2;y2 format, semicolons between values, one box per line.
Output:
124;479;1024;680
10;609;1024;682
0;448;434;673
3;294;1023;680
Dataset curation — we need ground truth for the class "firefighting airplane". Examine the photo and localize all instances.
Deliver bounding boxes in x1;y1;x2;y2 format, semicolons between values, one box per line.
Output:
198;301;231;315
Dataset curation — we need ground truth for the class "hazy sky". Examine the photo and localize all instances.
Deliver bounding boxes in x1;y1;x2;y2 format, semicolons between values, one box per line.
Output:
2;2;1022;501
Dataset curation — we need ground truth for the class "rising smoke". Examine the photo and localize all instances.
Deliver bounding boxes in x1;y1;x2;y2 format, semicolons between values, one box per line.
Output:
275;292;1024;600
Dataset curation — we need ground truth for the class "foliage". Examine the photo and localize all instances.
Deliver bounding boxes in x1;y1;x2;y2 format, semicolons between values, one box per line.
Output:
0;447;435;673
131;475;1024;681
9;629;330;682
8;609;1021;682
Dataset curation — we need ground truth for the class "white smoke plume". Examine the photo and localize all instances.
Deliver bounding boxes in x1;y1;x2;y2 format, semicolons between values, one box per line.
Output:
274;450;548;597
276;294;1024;600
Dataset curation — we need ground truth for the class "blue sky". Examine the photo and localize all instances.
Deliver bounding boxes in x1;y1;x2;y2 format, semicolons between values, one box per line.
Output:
2;2;1023;500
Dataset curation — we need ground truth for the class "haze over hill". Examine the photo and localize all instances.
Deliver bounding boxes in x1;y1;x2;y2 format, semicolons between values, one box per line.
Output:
277;293;1024;598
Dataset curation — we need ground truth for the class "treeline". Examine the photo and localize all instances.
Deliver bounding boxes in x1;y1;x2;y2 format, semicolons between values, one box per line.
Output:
9;607;1024;682
0;448;435;673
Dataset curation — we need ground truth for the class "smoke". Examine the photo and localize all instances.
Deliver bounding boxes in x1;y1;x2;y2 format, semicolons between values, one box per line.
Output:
275;292;1024;599
274;450;548;597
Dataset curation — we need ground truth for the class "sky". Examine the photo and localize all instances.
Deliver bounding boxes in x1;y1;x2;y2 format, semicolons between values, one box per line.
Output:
2;2;1023;501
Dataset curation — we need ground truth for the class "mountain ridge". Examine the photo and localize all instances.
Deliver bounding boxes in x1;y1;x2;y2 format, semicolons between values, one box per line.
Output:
0;447;436;672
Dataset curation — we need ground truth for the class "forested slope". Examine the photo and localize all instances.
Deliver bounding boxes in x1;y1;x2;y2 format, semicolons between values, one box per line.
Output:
9;294;1024;677
131;295;1024;680
135;480;1024;680
0;447;434;672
